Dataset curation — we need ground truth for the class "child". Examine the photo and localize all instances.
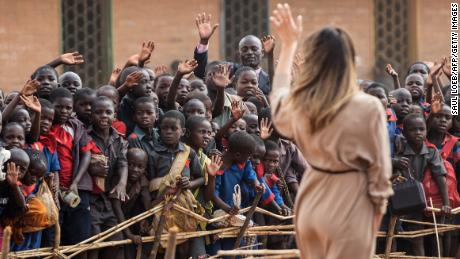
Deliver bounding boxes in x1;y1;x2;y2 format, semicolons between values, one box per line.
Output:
87;96;127;259
96;85;127;136
394;113;449;256
185;91;213;122
245;101;258;115
112;148;150;259
190;78;208;95
183;98;207;119
154;73;174;110
59;72;82;95
405;73;429;112
164;59;196;110
389;88;412;134
233;66;258;101
0;89;5;110
243;114;260;135
2;122;26;149
212;131;264;254
407;62;430;87
215;101;246;152
48;88;94;247
74;88;96;128
31;65;59;100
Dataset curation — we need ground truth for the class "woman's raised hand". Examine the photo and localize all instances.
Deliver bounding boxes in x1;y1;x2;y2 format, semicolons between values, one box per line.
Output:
269;3;303;47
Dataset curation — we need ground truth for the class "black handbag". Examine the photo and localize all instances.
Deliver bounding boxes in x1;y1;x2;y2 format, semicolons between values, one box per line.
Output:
390;167;427;215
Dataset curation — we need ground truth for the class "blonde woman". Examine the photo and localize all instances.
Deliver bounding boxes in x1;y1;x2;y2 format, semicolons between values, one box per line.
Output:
269;4;393;259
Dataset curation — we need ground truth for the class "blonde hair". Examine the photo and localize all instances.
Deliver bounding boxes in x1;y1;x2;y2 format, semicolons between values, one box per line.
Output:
286;27;358;134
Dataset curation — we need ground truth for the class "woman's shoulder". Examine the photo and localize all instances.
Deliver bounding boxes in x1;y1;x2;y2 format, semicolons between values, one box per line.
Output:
346;91;385;116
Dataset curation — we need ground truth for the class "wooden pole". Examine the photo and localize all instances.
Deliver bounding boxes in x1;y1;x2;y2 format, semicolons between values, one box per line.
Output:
164;226;178;259
384;215;397;259
429;198;441;259
1;226;11;259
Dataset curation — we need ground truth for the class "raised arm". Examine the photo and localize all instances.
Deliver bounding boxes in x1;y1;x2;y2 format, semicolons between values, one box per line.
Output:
108;68;121;86
2;80;40;124
47;52;84;68
194;13;219;79
20;95;41;143
386;64;401;89
211;64;232;118
117;71;144;99
138;41;155;68
215;101;244;146
262;35;276;84
165;59;198;110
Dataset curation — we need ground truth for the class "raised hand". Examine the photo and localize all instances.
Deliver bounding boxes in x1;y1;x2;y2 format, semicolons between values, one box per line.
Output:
270;3;303;47
262;35;276;53
442;56;451;78
177;59;198;75
139;41;155;65
231;101;244;121
386;64;398;78
154;65;169;76
60;52;85;65
127;54;140;67
20;79;40;96
20;95;41;113
431;91;443;114
260;118;274;140
211;64;232;88
196;13;219;45
109;67;121;86
125;71;144;88
6;162;19;187
206;155;223;176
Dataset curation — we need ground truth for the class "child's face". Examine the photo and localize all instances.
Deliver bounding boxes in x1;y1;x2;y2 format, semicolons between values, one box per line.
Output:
177;79;190;105
60;74;82;95
184;100;206;119
429;105;451;133
367;88;388;109
53;97;74;124
250;144;266;170
244;115;260;135
409;105;424;116
233;149;253;165
97;88;119;113
128;152;147;182
190;120;212;150
405;74;424;101
134;102;157;130
227;119;247;137
408;64;429;83
145;68;155;90
92;99;115;130
160;118;184;146
5;92;18;106
245;102;258;115
9;155;29;180
236;71;258;101
23;162;46;186
155;76;173;104
190;80;207;94
75;94;96;124
204;100;213;121
391;92;412;120
211;122;219;138
151;92;159;109
239;37;263;68
40;107;55;135
131;70;152;99
3;125;25;149
35;69;58;99
404;117;427;146
12;109;32;134
263;150;281;174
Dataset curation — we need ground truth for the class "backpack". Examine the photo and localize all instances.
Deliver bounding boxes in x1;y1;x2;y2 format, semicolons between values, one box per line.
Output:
422;137;460;209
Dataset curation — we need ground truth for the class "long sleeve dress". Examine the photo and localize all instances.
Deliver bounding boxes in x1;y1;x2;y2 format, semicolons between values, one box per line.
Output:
270;86;393;259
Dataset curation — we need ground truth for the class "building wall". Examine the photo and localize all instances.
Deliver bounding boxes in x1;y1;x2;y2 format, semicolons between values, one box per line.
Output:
0;0;60;93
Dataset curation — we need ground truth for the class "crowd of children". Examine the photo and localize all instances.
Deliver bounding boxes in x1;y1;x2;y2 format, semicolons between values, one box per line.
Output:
0;8;457;258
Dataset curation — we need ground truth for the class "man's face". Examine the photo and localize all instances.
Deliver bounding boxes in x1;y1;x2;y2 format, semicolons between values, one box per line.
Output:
239;37;263;68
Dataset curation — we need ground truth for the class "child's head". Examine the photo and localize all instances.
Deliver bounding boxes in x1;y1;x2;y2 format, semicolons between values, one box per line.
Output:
409;104;424;116
97;85;120;112
176;79;190;106
23;149;47;186
263;140;281;174
133;97;157;131
145;68;156;90
59;72;82;95
185;91;213;121
247;97;263;114
211;122;219;138
365;82;388;109
405;73;425;102
5;91;19;106
159;110;185;147
39;99;54;135
204;61;225;91
389;88;412;122
238;35;263;69
154;74;174;106
74;88;96;125
227;119;247;138
49;88;74;125
189;79;208;95
120;66;152;99
31;65;59;100
250;134;266;169
127;148;148;183
403;113;427;146
243;114;260;135
233;67;258;101
407;62;430;85
427;104;451;134
183;99;206;119
8;148;30;180
185;116;212;150
91;96;115;131
227;131;256;164
2;122;25;149
9;108;32;134
244;101;258;115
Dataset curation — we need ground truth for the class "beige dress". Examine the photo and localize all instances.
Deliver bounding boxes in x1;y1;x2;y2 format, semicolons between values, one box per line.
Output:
270;88;393;259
